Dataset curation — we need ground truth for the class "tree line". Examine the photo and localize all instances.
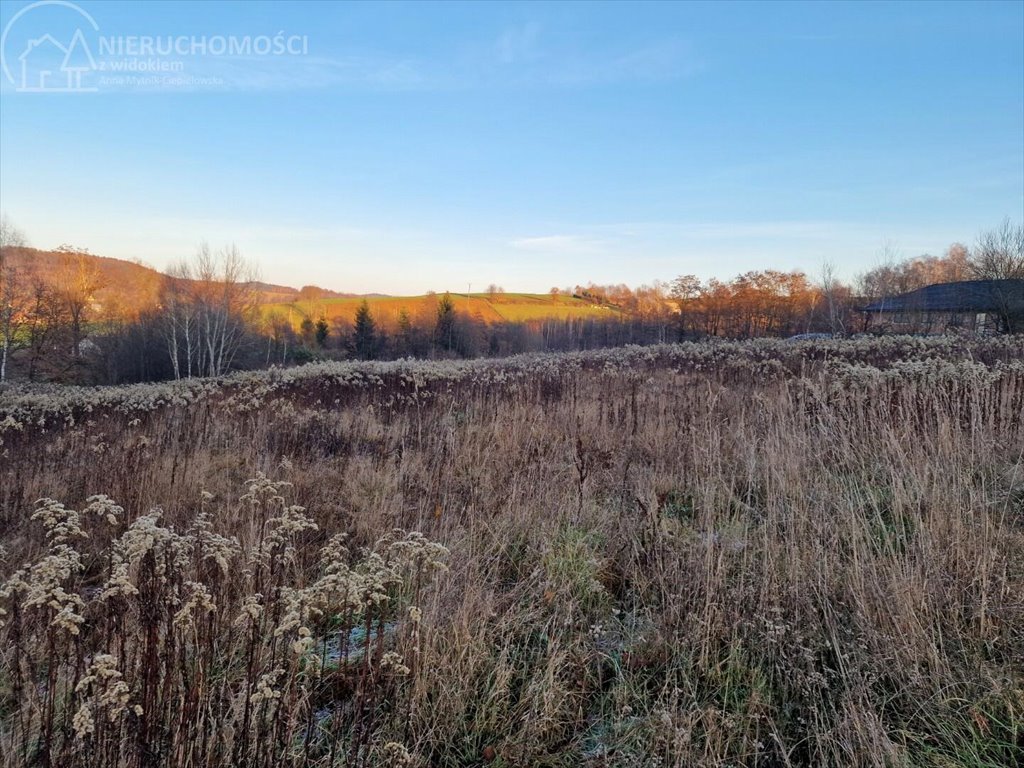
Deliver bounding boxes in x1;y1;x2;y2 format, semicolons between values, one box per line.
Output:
668;220;1021;337
1;215;1021;386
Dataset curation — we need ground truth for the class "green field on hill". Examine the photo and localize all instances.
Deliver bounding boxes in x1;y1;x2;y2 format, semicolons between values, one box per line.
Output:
261;292;623;329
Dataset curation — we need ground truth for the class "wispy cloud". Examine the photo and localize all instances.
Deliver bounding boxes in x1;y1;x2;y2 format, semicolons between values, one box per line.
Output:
584;218;885;242
479;23;701;87
547;39;703;85
510;234;605;255
509;221;855;261
680;220;861;240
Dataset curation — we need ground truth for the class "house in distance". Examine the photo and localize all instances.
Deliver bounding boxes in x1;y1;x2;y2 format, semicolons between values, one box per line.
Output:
859;279;1024;334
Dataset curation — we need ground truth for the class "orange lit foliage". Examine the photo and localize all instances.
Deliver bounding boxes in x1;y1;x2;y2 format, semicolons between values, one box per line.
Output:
675;270;821;338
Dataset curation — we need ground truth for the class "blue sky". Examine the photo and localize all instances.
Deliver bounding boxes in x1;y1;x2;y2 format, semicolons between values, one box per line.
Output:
1;0;1022;293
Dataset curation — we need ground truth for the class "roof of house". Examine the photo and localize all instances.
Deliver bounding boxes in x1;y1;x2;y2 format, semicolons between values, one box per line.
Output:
859;279;1024;313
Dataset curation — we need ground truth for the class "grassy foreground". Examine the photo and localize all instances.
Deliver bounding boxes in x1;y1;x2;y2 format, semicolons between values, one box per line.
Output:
1;337;1023;767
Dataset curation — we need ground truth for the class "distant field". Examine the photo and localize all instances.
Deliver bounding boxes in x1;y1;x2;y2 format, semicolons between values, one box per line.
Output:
260;292;623;328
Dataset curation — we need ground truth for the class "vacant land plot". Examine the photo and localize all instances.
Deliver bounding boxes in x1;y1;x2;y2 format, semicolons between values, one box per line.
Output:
1;337;1022;767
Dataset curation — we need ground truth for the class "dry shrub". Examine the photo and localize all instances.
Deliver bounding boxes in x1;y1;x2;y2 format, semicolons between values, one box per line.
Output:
1;336;1023;767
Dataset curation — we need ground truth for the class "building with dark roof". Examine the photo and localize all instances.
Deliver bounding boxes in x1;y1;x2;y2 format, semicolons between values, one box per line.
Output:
859;279;1024;334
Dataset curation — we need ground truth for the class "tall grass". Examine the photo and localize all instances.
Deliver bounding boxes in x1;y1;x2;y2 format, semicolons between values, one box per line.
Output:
1;337;1022;767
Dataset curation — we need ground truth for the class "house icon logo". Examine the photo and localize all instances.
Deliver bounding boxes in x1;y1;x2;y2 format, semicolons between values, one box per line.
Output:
17;28;96;91
2;1;100;93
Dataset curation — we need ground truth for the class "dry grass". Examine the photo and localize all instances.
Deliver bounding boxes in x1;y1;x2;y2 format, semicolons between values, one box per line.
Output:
1;337;1023;767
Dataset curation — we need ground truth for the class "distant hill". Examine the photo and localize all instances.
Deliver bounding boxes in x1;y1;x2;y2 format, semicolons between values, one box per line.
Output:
2;248;622;327
2;247;166;318
3;247;161;286
0;248;345;309
253;281;302;303
261;292;623;330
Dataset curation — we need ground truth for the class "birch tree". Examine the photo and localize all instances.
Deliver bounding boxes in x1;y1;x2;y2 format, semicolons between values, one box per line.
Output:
163;243;259;378
0;215;28;382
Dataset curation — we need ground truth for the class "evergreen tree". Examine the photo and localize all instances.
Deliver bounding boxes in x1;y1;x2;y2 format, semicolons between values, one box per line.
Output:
435;292;456;353
299;317;315;347
314;316;329;348
396;308;413;357
352;300;376;359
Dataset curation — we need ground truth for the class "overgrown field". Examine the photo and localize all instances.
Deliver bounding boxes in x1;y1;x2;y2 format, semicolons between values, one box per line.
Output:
1;337;1023;768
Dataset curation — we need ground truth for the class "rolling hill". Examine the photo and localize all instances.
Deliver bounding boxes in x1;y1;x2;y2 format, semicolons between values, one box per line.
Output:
1;247;320;307
2;248;623;327
260;292;623;330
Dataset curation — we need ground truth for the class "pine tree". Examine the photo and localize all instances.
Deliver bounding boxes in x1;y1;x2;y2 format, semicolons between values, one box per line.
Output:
299;317;315;347
352;300;376;359
435;292;456;353
314;316;329;348
397;308;413;356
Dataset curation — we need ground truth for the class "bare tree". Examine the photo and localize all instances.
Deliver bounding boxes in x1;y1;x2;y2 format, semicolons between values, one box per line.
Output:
23;272;68;381
941;242;971;282
856;241;903;301
162;261;195;379
670;274;702;338
969;219;1024;280
820;260;845;335
0;213;27;252
163;243;259;378
966;220;1024;333
0;260;29;383
0;216;30;382
53;250;104;361
262;311;293;366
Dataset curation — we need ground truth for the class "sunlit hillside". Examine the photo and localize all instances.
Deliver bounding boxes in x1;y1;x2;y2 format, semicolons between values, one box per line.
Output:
262;291;625;330
2;248;309;310
3;248;625;330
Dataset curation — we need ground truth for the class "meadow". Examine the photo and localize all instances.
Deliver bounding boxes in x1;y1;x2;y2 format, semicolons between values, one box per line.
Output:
1;336;1022;767
260;292;622;329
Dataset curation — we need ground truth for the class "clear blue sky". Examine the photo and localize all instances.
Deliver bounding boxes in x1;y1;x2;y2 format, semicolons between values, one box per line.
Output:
1;0;1022;293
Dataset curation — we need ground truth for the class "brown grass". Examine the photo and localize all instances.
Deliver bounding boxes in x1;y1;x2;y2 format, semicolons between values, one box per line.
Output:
1;339;1022;767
